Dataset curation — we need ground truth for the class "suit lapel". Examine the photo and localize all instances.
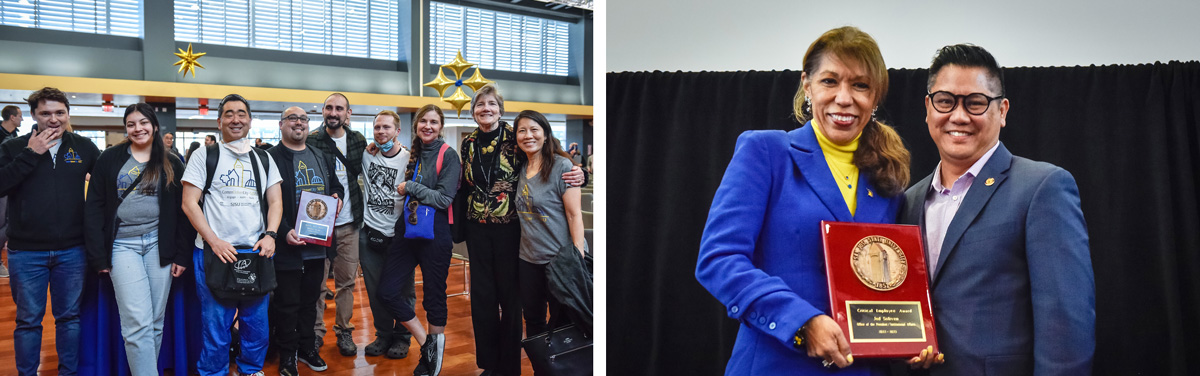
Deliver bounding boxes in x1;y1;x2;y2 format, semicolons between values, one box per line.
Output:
788;124;853;222
931;144;1013;285
907;173;936;286
854;172;888;222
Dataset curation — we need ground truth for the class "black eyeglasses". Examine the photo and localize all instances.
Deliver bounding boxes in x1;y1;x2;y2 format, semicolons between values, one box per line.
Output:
282;115;310;123
927;91;1004;115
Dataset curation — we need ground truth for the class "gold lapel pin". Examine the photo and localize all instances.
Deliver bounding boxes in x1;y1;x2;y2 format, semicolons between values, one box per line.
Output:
867;189;873;197
985;178;995;186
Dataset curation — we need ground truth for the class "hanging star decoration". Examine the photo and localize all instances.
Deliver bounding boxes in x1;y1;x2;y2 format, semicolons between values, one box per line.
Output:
173;43;207;78
423;51;494;118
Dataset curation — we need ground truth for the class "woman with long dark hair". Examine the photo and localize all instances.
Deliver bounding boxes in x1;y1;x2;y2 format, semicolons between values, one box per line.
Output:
512;110;588;340
84;102;192;375
379;104;460;376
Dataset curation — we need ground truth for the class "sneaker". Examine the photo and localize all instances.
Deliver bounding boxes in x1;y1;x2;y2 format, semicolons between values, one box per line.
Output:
0;263;8;278
278;352;298;376
335;328;357;356
422;334;444;376
238;371;265;376
386;338;410;359
365;336;390;357
298;347;328;372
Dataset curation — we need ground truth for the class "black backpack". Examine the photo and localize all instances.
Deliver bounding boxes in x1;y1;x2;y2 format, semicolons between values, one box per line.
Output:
200;144;277;300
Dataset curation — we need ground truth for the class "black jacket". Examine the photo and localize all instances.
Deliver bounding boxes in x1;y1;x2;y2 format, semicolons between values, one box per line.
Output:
267;144;344;270
306;126;366;228
84;144;194;272
0;132;99;250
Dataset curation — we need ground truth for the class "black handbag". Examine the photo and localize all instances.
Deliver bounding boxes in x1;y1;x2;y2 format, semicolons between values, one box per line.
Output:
204;245;277;301
201;148;277;300
521;308;593;376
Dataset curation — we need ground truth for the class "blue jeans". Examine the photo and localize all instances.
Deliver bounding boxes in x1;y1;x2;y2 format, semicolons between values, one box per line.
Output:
110;229;173;376
193;247;270;376
9;245;86;376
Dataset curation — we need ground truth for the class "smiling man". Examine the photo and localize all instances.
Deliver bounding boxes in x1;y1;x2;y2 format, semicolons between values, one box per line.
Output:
181;93;284;376
267;106;344;375
305;92;368;356
900;45;1094;375
0;87;100;376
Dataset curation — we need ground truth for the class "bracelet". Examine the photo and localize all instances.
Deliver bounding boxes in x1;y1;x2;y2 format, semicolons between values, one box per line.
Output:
260;231;278;240
793;323;809;349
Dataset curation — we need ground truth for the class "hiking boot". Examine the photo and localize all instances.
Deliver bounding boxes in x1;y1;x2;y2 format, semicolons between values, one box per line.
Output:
365;336;390;357
298;347;328;372
335;328;357;356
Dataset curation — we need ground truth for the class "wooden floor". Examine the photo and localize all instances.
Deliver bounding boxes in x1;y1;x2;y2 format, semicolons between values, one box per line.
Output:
0;264;536;375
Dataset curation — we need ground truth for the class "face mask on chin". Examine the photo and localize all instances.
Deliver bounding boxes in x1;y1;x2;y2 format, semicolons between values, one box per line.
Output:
222;138;253;154
378;139;395;153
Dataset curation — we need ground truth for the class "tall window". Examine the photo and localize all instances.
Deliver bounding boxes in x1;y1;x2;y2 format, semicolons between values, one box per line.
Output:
0;0;141;37
174;0;401;61
430;2;570;76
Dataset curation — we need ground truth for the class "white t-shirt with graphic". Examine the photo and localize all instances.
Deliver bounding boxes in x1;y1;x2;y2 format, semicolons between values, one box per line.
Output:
362;148;410;237
331;134;353;226
182;144;283;249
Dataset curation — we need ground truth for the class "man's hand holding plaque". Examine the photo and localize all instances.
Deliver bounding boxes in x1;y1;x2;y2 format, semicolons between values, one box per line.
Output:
295;191;339;247
819;221;942;360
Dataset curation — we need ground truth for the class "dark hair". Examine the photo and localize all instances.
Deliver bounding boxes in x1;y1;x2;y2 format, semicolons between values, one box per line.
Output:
1;105;19;121
406;104;446;181
205;134;216;143
514;110;572;183
122;103;177;194
792;26;910;196
927;44;1005;96
185;141;201;161
326;93;350;108
218;93;251;116
25;87;70;114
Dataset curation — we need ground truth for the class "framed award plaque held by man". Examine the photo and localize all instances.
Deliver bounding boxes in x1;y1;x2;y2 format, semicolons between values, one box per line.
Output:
296;191;338;247
820;220;938;358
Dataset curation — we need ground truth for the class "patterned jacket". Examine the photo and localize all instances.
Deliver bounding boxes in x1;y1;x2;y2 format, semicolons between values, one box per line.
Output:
307;125;367;228
460;121;519;224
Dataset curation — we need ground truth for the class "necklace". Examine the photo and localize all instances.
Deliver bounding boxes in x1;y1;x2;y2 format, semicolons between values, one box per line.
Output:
827;159;856;190
474;128;501;195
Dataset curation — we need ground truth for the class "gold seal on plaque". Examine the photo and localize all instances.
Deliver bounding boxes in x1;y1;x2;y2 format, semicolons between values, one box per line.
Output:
306;199;328;220
850;235;908;291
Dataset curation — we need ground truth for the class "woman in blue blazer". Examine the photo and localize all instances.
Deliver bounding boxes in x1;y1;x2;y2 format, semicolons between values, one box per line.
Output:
696;26;912;375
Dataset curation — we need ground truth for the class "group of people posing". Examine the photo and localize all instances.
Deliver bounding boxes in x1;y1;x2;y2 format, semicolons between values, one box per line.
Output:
0;83;589;376
696;27;1095;375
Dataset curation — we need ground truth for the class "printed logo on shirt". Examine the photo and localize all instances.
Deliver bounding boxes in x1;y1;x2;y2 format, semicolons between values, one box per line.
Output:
219;159;258;191
64;148;82;164
516;182;547;222
295;160;326;197
366;162;398;215
117;164;142;196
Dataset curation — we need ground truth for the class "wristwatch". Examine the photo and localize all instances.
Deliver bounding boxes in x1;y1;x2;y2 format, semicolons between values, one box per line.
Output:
261;231;278;240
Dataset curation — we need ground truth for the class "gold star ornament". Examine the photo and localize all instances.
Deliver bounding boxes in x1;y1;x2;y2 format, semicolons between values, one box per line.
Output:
173;43;207;78
423;51;495;118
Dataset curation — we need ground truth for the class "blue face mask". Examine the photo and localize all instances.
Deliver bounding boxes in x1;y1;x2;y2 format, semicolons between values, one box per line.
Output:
379;139;395;153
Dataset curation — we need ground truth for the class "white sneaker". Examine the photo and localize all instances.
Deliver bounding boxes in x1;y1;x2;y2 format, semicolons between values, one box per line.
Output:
0;263;9;278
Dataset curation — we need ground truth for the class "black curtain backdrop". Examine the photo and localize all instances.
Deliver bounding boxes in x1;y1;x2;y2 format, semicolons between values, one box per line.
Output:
607;62;1200;376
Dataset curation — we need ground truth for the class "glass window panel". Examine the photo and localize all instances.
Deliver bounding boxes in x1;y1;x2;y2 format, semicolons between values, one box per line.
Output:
430;2;570;76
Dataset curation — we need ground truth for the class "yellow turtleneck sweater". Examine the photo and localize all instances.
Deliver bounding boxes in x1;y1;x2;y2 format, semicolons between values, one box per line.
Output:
812;120;860;216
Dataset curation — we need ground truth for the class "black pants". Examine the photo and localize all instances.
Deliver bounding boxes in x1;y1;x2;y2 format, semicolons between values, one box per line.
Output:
273;258;325;353
519;260;570;338
380;213;453;326
361;226;414;344
466;222;523;375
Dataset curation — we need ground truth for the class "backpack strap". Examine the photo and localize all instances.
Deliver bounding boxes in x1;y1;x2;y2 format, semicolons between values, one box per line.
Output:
202;144;220;198
247;148;270;224
434;143;456;224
